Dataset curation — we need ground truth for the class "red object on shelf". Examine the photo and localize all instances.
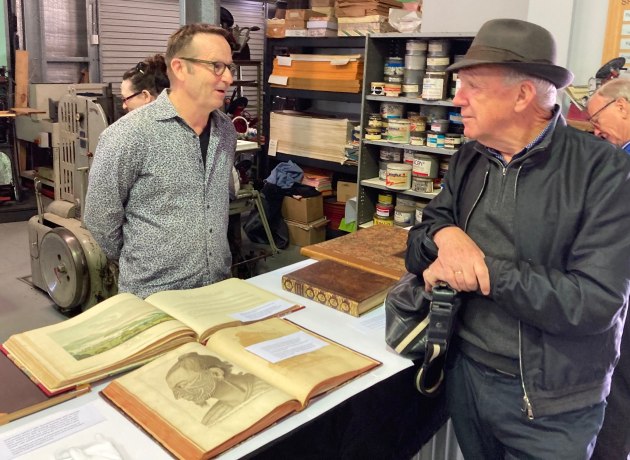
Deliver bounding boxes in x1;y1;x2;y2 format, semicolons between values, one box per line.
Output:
324;200;345;230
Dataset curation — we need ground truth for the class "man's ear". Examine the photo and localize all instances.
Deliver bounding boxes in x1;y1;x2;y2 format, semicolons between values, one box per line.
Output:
617;97;629;119
170;58;188;82
513;80;537;113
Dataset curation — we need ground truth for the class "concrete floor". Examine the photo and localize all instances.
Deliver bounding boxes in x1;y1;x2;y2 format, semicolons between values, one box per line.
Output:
0;219;306;343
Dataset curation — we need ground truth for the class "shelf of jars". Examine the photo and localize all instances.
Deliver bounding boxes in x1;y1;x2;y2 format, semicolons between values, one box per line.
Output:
356;33;474;227
360;177;440;200
362;139;456;156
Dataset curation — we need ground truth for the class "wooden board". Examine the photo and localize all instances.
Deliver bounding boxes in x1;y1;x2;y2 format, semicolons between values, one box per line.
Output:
14;50;29;108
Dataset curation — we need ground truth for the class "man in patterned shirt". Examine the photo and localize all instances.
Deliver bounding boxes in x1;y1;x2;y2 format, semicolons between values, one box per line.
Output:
85;23;238;298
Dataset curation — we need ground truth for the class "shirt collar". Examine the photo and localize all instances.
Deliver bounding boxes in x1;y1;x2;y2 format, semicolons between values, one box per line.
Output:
486;106;559;166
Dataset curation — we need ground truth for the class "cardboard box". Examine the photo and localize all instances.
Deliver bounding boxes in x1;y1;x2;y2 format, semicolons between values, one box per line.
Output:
336;181;357;203
285;29;308;37
285;217;329;246
337;15;395;36
282;195;324;223
307;19;337;29
285;9;326;20
307;28;338;37
266;19;286;38
310;0;335;7
312;6;335;16
285;19;308;29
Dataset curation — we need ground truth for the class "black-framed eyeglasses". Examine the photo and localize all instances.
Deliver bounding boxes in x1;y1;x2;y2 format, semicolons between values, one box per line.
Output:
587;98;616;127
121;91;143;104
179;57;237;76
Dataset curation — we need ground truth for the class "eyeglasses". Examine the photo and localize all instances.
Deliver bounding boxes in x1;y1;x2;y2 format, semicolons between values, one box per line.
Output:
587;98;616;127
121;91;142;104
179;57;237;76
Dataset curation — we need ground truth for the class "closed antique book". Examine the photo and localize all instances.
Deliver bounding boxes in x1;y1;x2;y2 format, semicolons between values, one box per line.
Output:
300;225;408;280
282;259;396;316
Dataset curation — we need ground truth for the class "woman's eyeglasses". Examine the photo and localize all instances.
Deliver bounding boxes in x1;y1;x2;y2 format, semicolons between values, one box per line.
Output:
179;57;237;76
121;91;143;104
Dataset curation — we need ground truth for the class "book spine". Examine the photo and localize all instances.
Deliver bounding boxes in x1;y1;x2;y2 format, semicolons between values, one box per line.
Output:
282;276;360;316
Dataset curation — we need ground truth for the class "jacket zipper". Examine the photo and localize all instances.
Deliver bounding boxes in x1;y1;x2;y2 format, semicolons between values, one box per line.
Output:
473;157;535;418
463;167;489;231
518;322;534;419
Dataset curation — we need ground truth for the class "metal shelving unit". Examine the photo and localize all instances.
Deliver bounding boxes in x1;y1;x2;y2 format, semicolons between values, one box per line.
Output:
356;33;475;225
262;35;366;178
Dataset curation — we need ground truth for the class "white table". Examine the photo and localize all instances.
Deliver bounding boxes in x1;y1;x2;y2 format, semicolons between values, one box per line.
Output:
0;260;421;460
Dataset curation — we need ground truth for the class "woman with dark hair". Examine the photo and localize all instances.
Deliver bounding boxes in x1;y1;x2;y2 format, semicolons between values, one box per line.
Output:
120;54;170;112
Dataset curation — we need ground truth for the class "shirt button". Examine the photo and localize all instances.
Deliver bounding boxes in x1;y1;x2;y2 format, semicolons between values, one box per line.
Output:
206;204;210;209
209;228;213;233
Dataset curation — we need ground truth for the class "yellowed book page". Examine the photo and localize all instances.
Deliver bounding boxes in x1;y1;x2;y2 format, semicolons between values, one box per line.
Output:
103;342;297;459
3;293;195;391
206;318;380;406
145;278;297;342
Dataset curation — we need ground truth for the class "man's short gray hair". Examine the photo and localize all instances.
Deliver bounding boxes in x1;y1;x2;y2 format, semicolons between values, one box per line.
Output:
593;78;630;101
502;67;557;110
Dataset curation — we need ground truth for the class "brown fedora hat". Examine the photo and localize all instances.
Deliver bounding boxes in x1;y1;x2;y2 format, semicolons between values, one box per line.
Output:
447;18;573;89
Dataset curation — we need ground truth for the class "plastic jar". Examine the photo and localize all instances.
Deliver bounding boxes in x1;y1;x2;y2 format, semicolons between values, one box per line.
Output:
412;153;439;178
422;72;448;101
386;163;412;190
386;119;411;144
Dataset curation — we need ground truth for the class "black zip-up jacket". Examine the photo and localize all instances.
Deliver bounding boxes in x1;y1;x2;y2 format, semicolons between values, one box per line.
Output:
406;114;630;418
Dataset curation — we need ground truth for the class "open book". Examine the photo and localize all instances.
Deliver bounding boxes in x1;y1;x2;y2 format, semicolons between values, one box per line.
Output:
1;278;298;395
102;317;380;460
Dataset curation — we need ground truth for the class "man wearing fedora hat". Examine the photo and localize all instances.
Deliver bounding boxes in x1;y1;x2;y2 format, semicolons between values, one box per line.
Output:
406;18;630;459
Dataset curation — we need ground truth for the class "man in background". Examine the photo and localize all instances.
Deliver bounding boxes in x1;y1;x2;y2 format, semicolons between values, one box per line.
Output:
586;78;630;460
406;18;630;459
85;24;238;298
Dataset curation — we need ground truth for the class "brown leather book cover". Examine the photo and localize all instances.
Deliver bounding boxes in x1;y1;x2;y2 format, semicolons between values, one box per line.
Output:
282;259;396;316
0;352;90;425
300;225;408;280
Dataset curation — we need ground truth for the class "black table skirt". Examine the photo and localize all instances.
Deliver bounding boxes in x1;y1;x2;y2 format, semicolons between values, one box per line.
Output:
245;364;448;460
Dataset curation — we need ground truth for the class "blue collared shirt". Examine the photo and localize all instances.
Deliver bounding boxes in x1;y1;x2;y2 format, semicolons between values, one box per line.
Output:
487;112;555;166
85;90;237;298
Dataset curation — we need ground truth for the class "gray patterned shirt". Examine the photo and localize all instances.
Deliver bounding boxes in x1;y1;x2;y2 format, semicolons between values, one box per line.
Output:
84;90;236;298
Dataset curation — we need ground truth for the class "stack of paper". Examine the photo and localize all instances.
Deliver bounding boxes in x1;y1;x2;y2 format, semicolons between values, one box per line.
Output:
269;54;363;93
335;0;401;17
302;168;334;196
270;111;355;165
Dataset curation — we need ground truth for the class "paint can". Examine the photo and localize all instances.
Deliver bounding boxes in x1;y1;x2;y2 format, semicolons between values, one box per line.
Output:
412;153;439;178
427;131;446;148
386;163;412;190
412;176;434;193
422;72;448;101
386;119;411;144
380;147;402;162
394;205;416;227
371;81;386;96
380;102;404;119
378;191;394;204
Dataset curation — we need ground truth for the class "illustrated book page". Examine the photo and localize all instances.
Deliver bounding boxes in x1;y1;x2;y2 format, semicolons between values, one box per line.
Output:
101;317;380;460
300;225;408;280
2;279;298;395
146;278;297;342
281;259;396;316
